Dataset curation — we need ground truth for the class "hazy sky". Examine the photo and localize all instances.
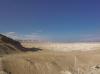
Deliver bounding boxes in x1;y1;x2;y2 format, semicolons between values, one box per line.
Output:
0;0;100;41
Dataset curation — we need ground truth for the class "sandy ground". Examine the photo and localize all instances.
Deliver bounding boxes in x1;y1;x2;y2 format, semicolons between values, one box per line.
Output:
1;50;100;74
1;42;100;74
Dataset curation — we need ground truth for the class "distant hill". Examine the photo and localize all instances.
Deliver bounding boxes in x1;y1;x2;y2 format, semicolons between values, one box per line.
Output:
0;34;41;55
0;34;22;55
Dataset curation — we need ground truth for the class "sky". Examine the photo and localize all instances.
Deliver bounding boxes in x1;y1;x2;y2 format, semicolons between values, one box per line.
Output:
0;0;100;42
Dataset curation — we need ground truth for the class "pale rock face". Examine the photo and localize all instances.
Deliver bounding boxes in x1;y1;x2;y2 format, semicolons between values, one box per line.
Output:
60;70;72;74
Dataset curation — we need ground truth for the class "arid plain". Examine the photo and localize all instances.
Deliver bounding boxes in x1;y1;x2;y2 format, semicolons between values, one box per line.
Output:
1;34;100;74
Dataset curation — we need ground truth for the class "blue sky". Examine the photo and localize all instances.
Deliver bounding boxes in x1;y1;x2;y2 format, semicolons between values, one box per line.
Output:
0;0;100;41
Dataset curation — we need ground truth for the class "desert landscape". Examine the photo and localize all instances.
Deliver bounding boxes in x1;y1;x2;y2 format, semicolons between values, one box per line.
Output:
0;0;100;73
0;34;100;74
0;0;99;74
21;41;100;52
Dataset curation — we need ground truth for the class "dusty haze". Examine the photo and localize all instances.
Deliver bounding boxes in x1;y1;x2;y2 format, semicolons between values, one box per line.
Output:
21;42;100;52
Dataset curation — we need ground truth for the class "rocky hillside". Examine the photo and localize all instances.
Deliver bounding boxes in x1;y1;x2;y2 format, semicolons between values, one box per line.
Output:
0;34;22;55
0;34;41;55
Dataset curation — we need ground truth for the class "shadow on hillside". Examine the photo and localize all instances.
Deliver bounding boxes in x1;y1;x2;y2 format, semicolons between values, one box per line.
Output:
22;47;42;52
13;42;42;52
12;40;42;52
